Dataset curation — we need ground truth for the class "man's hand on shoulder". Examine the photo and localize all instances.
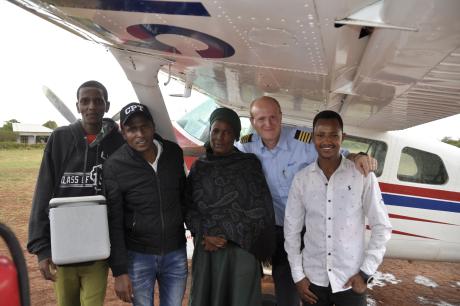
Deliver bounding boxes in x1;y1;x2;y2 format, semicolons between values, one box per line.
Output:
295;277;318;304
349;153;378;176
115;274;133;303
38;257;56;282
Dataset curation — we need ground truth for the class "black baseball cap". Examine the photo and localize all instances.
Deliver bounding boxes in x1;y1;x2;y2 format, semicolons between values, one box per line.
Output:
120;102;153;126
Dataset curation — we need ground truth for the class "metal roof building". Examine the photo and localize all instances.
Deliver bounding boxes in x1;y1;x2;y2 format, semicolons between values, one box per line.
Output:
12;123;53;144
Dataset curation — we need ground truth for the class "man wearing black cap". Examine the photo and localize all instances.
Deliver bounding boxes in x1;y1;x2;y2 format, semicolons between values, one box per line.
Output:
103;102;187;306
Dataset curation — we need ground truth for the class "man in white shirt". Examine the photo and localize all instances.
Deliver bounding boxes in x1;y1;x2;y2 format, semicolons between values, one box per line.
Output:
284;110;392;305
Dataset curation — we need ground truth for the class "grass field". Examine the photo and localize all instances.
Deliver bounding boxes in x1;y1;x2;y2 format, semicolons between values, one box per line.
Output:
0;149;42;238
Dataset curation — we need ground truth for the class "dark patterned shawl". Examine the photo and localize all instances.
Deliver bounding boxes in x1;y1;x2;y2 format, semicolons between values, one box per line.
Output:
185;150;276;262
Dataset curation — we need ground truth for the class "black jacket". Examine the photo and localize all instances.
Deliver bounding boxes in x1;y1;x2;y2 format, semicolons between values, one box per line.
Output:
103;134;186;277
27;119;125;261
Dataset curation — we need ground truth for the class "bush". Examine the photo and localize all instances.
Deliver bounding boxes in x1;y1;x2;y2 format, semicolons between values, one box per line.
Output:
0;142;46;150
0;130;16;142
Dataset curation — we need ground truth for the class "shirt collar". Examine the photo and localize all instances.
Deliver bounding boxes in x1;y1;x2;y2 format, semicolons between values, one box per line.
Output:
312;154;347;173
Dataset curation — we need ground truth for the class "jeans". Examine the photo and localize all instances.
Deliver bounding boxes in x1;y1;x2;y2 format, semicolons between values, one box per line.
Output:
128;247;188;306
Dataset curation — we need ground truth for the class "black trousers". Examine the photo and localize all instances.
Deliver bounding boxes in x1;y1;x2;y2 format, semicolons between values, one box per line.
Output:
302;283;366;306
272;226;301;306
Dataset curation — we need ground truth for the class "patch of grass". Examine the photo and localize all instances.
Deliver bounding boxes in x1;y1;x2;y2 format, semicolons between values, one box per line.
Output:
0;148;44;169
0;149;42;224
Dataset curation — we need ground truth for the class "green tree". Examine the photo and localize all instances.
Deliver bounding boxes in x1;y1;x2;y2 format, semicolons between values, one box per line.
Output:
1;119;19;131
43;120;58;130
441;137;460;148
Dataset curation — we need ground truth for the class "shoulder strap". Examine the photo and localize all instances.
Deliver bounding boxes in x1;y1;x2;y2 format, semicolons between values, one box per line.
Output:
294;130;312;143
240;133;253;144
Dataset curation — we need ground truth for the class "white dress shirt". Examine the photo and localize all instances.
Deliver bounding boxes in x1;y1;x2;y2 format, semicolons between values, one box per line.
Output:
284;156;392;293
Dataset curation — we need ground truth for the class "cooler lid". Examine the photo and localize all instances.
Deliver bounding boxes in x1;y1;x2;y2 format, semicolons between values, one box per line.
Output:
49;195;106;208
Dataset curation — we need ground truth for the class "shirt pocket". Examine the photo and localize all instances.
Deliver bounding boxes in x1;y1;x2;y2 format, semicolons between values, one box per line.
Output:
280;161;303;189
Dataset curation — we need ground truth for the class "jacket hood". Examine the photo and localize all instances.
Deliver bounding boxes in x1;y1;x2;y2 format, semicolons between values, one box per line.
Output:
70;118;120;148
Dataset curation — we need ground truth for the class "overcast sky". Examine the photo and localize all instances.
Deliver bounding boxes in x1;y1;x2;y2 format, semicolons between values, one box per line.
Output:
1;1;459;140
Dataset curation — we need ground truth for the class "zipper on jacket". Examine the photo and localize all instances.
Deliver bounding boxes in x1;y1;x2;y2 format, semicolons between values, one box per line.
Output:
94;144;100;195
132;213;136;233
83;136;88;187
153;170;165;255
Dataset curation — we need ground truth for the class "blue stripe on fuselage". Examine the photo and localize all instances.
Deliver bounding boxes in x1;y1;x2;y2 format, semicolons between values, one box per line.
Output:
50;1;210;16
382;193;460;213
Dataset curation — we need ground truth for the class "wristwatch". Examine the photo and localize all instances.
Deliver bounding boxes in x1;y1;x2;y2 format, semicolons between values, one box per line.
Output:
359;270;374;284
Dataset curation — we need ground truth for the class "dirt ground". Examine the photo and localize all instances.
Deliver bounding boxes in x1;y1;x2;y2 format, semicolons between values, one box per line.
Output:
1;149;459;305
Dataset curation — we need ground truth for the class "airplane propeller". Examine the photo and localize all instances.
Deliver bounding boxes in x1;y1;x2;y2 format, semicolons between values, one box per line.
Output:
42;86;77;124
111;112;120;122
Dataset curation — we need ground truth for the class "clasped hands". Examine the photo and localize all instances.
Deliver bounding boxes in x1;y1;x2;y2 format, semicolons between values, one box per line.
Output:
202;235;227;252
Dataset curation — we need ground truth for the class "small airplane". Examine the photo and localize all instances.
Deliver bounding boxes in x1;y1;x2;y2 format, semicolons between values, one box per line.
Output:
10;0;460;262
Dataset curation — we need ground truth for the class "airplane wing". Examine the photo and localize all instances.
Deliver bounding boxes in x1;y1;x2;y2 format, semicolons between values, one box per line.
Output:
12;0;460;130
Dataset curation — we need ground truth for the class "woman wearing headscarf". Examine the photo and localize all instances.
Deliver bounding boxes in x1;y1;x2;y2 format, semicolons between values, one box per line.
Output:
185;107;276;306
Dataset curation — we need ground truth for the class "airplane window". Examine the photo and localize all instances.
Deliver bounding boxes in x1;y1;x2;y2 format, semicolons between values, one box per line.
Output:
342;135;387;177
397;147;448;185
398;153;418;176
176;100;254;143
176;99;219;143
240;117;252;136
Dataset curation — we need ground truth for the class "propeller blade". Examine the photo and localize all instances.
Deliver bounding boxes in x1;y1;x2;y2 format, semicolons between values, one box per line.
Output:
42;86;77;124
112;112;120;122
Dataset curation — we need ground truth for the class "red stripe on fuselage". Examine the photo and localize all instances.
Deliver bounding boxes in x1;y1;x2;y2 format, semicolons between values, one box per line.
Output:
380;182;460;202
391;230;436;240
388;213;455;225
366;225;436;240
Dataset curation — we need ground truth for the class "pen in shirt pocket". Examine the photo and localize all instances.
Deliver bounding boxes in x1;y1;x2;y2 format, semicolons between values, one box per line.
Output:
283;163;295;177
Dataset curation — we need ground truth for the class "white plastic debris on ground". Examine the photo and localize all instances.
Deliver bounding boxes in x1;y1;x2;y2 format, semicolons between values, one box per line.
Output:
417;296;456;306
415;275;439;288
366;296;377;306
368;271;402;289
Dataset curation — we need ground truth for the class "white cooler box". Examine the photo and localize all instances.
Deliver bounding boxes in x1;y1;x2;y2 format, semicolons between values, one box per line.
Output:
49;195;110;265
